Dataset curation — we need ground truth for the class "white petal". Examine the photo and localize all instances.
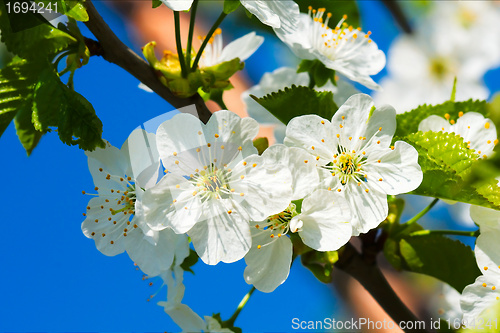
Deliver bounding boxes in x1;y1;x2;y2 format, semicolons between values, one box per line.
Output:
86;142;128;188
188;199;251;265
453;112;497;157
345;181;388;234
219;32;264;63
244;223;292;292
81;197;131;256
231;154;292;221
284;114;338;163
418;115;451;133
470;205;500;229
461;275;500;322
125;228;188;277
294;190;352;251
262;144;319;200
205;316;234;333
364;141;423;195
142;174;202;233
241;0;299;29
160;0;193;11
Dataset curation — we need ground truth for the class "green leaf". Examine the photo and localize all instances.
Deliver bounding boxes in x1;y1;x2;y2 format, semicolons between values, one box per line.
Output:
0;60;40;137
0;1;77;60
223;0;240;14
253;137;268;155
399;235;481;292
14;95;42;155
251;85;338;125
297;59;335;88
38;0;89;21
32;68;104;151
152;0;162;9
400;131;500;209
300;250;336;283
395;99;489;137
180;249;199;274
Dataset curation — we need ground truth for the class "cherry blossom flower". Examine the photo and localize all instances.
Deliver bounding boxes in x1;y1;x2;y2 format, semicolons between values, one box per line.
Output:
284;94;423;234
82;129;161;256
419;112;498;159
142;111;292;265
274;7;385;90
244;190;351;292
461;204;500;322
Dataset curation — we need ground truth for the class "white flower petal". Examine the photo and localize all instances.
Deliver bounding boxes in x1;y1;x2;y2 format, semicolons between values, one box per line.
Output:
461;275;500;322
364;141;423;195
345;182;388;234
453;112;497;156
121;129;160;188
293;190;352;251
219;32;264;63
470;205;500;229
188;199;252;265
261;144;319;200
142;174;202;233
125;228;188;277
418;115;452;133
241;0;299;29
160;0;193;11
231;154;292;221
244;223;292;293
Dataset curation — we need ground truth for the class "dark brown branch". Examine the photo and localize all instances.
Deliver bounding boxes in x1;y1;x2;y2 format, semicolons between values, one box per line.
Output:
380;0;413;34
83;0;212;123
335;243;429;333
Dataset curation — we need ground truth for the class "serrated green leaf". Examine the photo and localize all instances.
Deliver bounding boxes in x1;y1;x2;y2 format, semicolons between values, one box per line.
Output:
400;131;500;209
14;95;42;155
38;0;89;21
223;0;240;14
0;1;77;60
399;235;481;292
32;68;104;151
0;59;40;137
251;85;338;125
395;99;489;137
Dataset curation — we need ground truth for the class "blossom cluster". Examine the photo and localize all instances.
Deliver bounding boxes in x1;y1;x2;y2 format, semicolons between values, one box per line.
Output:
81;92;423;329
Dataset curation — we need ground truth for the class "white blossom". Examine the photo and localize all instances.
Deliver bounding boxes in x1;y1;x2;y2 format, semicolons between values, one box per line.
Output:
244;190;351;293
198;29;263;69
242;67;358;142
461;204;500;322
284;94;423;234
419;112;498;159
274;8;385;90
142;111;292;265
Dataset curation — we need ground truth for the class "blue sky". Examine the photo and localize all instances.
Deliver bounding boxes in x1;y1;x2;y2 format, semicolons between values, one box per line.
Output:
0;1;498;332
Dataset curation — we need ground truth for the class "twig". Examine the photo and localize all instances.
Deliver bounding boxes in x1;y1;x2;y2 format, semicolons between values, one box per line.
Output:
335;243;429;333
83;0;212;123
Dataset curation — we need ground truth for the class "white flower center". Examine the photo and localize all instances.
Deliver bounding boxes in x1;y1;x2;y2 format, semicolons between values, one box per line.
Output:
308;7;372;62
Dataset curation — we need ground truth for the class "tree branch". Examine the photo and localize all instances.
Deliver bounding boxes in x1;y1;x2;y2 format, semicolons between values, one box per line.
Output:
83;0;212;123
335;243;429;333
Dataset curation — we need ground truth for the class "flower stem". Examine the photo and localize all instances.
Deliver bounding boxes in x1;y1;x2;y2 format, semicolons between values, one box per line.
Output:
409;229;479;237
403;198;439;226
191;11;227;71
185;0;199;70
174;11;188;77
225;286;256;327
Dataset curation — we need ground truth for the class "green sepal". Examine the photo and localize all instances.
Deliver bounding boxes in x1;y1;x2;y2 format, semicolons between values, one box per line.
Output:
203;57;243;81
223;0;240;14
297;59;335;88
213;313;243;333
251;85;338;125
253;137;269;155
152;0;162;8
180;249;199;274
300;250;338;283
